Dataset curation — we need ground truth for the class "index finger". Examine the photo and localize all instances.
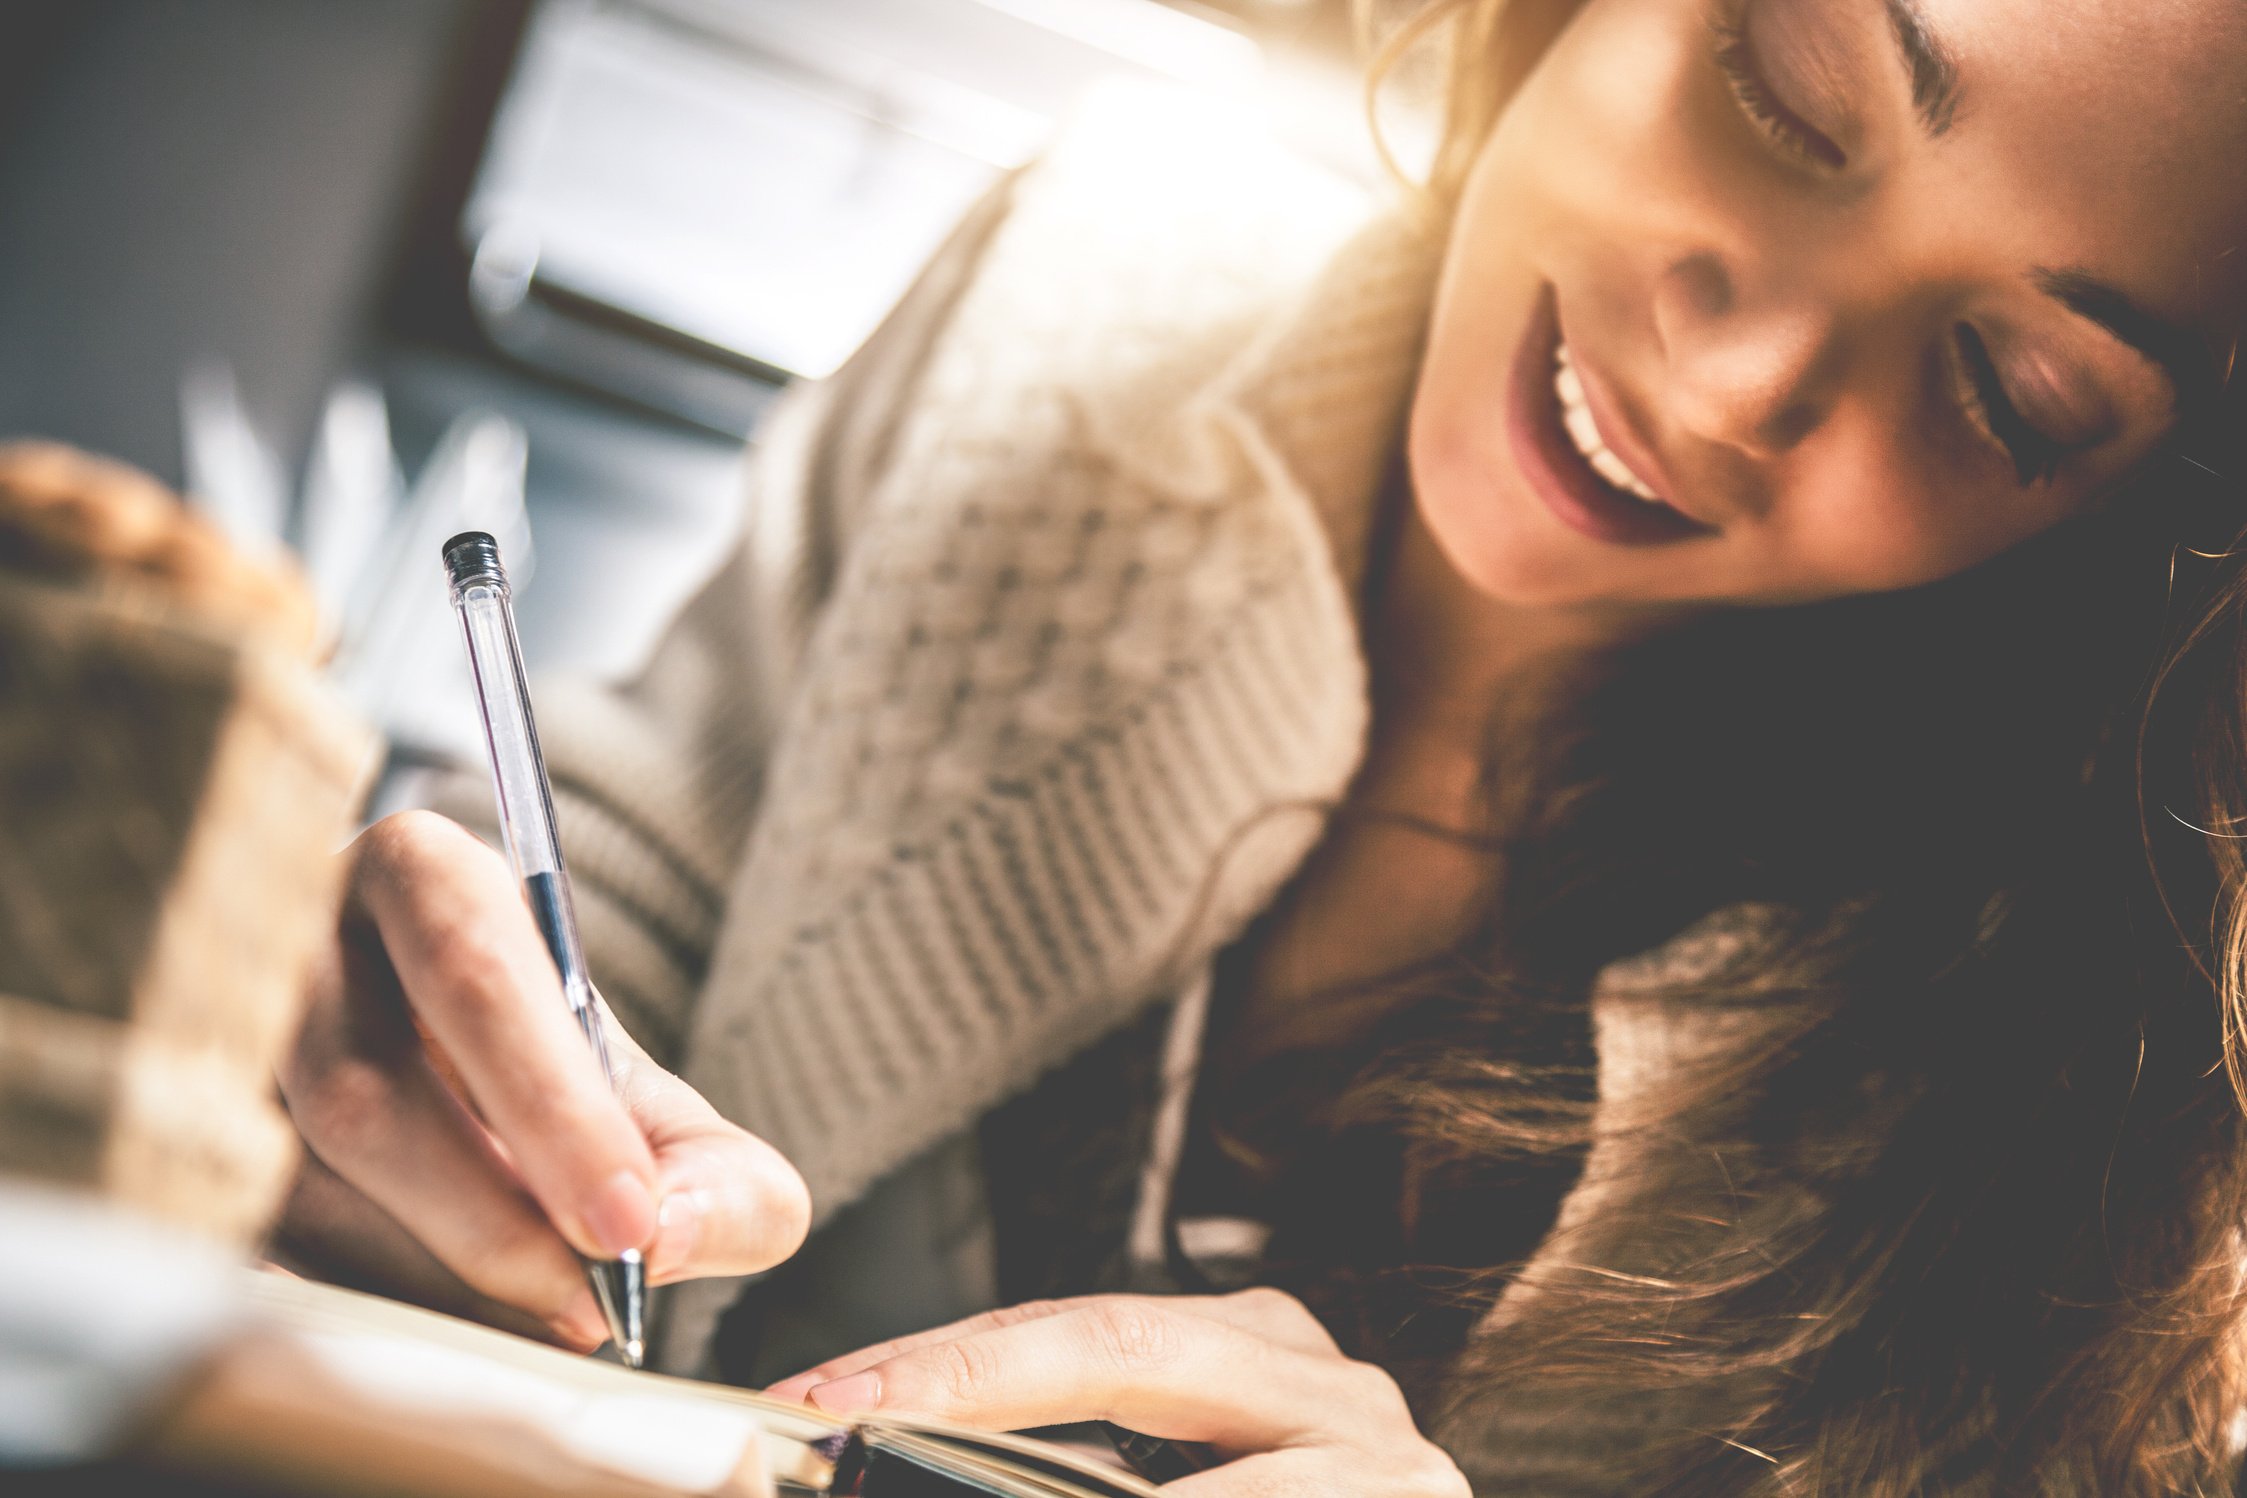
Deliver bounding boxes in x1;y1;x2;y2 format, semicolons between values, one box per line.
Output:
800;1301;1398;1453
766;1290;1334;1403
351;812;659;1261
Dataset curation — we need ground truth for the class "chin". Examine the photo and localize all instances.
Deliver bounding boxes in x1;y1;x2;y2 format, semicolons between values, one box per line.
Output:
1410;428;1634;610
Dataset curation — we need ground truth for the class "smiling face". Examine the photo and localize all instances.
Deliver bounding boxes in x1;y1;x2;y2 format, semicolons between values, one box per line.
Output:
1409;0;2247;612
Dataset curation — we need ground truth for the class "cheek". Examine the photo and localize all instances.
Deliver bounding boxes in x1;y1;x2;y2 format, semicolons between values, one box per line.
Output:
1767;454;2055;601
1407;393;1562;597
1777;495;1962;598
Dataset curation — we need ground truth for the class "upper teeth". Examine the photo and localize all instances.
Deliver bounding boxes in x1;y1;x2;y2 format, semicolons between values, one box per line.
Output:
1554;341;1664;505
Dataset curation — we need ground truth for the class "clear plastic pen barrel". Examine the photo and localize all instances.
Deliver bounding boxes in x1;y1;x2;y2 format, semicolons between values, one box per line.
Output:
442;530;644;1368
447;571;619;1086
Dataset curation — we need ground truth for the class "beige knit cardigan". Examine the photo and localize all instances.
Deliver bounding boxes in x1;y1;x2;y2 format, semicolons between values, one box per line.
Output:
430;96;1786;1469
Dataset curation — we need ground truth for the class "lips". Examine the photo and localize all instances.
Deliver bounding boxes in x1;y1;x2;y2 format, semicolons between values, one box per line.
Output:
1506;287;1714;548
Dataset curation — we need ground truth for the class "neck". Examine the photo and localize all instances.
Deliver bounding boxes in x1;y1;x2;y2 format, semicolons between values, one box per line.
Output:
1367;499;1686;756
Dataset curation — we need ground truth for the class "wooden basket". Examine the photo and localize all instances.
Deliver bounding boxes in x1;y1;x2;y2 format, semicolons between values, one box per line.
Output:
0;575;375;1246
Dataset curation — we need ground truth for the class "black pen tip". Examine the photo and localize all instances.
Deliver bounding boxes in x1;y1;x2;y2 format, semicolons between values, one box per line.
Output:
588;1250;647;1371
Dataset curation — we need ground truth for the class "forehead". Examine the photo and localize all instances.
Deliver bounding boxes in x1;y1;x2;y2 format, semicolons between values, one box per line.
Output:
1919;0;2247;324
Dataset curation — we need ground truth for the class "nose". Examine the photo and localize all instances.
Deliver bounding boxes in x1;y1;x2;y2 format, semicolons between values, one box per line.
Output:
1652;251;1843;457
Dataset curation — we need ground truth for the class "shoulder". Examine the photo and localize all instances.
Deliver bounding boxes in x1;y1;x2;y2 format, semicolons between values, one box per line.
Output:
986;81;1376;333
753;82;1390;614
753;85;1397;806
717;99;1390;982
880;82;1381;471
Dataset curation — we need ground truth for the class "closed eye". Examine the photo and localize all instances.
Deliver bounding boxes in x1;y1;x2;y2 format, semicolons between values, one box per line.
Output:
1950;325;2068;487
1711;15;1848;171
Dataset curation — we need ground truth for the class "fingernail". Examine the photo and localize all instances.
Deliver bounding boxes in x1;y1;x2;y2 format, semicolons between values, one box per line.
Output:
807;1371;882;1416
584;1169;657;1258
649;1189;706;1278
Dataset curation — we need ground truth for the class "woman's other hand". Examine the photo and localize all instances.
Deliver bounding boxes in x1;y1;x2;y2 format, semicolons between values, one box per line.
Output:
765;1288;1471;1498
273;810;812;1350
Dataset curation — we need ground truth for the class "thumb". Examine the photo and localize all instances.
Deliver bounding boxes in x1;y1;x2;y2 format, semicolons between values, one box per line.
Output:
644;1123;813;1282
594;992;812;1282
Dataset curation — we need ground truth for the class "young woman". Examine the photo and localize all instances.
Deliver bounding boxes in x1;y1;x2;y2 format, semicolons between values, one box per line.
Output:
270;0;2247;1491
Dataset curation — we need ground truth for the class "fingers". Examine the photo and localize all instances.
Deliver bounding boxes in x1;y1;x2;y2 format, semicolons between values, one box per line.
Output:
274;1151;605;1351
297;809;808;1336
1165;1447;1473;1498
769;1290;1456;1498
1169;1286;1341;1357
348;812;661;1263
764;1300;1082;1403
598;997;811;1282
764;1289;1332;1403
281;917;609;1346
645;1131;810;1281
794;1298;1409;1453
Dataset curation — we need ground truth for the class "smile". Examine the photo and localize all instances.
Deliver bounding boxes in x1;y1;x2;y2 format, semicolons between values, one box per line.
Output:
1506;288;1715;547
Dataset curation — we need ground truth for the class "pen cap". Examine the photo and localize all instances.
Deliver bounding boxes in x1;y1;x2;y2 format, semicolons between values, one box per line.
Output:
442;530;508;599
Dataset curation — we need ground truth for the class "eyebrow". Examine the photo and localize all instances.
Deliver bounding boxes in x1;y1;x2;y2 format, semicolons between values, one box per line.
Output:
2034;267;2222;416
1881;0;1963;135
1875;7;2225;421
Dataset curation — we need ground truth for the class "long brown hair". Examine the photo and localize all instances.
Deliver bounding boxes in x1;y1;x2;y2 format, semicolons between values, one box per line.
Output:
1238;4;2247;1491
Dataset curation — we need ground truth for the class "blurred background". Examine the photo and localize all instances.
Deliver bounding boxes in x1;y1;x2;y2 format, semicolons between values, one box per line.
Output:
0;0;1394;772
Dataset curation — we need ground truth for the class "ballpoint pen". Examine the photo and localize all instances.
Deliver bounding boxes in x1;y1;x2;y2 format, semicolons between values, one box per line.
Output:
442;529;647;1367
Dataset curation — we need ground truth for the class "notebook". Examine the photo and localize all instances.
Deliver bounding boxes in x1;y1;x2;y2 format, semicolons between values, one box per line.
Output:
138;1271;1165;1498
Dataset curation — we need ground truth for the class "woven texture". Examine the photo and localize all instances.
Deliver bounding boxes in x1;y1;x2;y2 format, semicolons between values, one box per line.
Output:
0;577;373;1244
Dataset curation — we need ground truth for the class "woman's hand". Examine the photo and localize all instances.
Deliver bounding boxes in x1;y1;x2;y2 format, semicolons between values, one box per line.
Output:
272;810;812;1350
765;1289;1471;1498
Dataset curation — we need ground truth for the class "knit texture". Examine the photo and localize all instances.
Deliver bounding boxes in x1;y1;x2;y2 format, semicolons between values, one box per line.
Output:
428;90;1441;1366
682;106;1434;1229
420;94;1851;1485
